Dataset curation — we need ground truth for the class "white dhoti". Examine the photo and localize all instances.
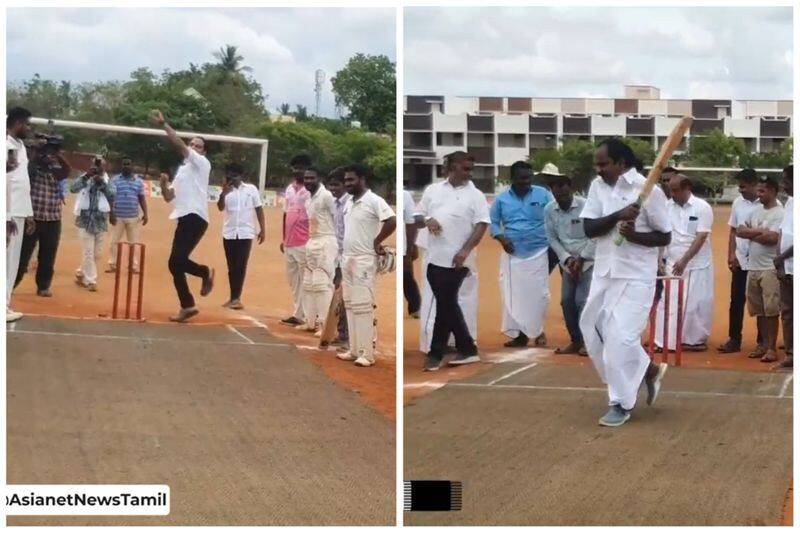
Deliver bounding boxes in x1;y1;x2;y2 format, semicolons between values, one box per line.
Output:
654;265;714;349
7;216;25;307
342;253;378;363
579;274;654;411
302;235;338;328
284;245;307;320
499;249;549;339
418;256;478;353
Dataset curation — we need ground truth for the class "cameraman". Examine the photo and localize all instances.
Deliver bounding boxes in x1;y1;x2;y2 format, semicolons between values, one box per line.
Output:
6;106;35;323
14;138;71;297
70;162;115;291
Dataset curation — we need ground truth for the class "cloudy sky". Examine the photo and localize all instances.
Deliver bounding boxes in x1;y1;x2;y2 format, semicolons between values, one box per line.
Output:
7;7;395;118
405;6;793;100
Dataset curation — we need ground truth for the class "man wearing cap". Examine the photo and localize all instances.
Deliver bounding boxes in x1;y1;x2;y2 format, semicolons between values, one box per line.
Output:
490;161;554;348
655;174;714;352
544;171;594;356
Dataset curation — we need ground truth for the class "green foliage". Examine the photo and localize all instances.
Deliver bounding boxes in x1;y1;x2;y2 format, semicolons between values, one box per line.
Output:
7;49;395;191
528;137;655;192
680;129;745;167
331;53;396;133
739;137;793;169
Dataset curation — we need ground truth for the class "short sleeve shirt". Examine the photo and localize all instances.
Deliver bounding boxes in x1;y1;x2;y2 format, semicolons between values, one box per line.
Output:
170;149;210;221
728;195;761;270
666;194;713;270
747;204;784;271
343;190;395;256
306;185;336;238
222;182;262;240
283;182;310;248
111;174;144;219
402;189;415;255
6;135;32;218
416;179;491;272
780;197;793;275
580;168;672;280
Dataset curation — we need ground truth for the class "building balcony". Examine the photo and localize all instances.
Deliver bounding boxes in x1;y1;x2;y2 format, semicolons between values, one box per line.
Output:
563;116;591;135
529;134;557;151
467;146;494;165
626;116;655;135
404;114;432;130
760;118;791;138
690;119;724;136
403;131;433;150
529;115;558;133
467;114;494;132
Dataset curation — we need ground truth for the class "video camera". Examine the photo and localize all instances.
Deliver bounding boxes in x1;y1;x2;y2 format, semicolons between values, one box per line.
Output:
33;132;64;152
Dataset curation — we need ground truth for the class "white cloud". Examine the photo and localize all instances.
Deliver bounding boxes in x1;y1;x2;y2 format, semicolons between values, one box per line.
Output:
7;7;396;118
404;6;792;100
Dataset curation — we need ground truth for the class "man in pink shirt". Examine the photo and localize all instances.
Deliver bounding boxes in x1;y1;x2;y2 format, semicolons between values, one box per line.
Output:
280;154;312;326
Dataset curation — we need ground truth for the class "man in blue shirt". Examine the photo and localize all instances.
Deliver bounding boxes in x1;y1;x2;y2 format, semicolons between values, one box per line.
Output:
490;161;553;348
106;157;148;273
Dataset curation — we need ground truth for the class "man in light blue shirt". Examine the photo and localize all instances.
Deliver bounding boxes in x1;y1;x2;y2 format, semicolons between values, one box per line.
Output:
490;161;553;348
544;174;595;356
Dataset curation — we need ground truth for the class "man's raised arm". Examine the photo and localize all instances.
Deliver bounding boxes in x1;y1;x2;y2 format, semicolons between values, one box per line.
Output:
150;110;189;160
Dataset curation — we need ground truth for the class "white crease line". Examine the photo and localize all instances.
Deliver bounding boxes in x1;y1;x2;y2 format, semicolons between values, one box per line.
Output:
243;314;270;331
8;322;16;331
448;382;792;400
487;362;539;386
227;324;254;345
404;382;448;389
779;374;793;398
8;329;287;348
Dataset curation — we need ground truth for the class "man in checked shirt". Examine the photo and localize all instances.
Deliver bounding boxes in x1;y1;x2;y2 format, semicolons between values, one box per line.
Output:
14;141;71;297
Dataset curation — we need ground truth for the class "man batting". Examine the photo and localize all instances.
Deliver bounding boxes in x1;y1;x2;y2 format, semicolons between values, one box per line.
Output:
579;137;673;427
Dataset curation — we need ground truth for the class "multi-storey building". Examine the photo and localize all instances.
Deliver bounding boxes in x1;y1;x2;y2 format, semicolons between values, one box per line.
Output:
403;85;793;191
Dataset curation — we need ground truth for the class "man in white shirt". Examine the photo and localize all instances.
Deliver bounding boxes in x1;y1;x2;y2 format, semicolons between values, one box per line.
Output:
719;169;763;353
151;110;214;323
774;165;793;369
655;174;714;351
402;187;421;318
737;175;784;363
6;107;35;323
279;154;311;327
217;163;265;310
336;164;396;367
301;167;338;333
414;151;490;372
579;138;672;427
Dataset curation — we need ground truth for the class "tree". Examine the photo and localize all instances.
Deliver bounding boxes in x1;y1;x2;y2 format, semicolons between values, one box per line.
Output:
681;129;745;168
213;44;252;78
295;104;309;122
331;53;395;133
279;102;291;115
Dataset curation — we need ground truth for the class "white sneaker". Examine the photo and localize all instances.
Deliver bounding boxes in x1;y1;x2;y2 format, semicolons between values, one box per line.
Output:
337;351;357;361
354;357;374;367
6;309;23;323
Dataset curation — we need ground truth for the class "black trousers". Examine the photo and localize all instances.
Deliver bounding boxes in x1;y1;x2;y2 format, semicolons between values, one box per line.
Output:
15;219;61;291
427;263;476;359
548;247;559;274
729;267;762;345
169;214;209;309
403;256;421;314
223;238;252;301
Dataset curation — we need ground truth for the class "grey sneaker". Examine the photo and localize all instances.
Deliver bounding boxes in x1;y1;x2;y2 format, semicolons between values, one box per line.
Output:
448;353;480;366
424;354;442;372
598;404;631;427
645;362;668;406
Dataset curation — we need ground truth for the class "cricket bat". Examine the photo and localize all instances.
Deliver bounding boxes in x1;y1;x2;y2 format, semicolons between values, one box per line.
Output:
319;285;344;347
614;115;693;245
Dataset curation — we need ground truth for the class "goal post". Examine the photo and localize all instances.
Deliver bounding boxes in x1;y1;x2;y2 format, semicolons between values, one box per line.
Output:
30;117;270;193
